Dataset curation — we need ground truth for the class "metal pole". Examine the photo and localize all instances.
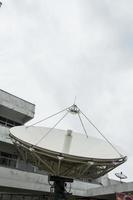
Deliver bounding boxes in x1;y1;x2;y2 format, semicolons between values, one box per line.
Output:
49;176;73;200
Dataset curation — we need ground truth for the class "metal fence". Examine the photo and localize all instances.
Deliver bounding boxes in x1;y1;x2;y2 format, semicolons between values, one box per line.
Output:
0;155;48;176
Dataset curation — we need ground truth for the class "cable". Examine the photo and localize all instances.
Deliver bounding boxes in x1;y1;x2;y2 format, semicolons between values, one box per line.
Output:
35;111;69;146
27;106;69;127
78;113;88;138
80;109;123;157
27;103;122;157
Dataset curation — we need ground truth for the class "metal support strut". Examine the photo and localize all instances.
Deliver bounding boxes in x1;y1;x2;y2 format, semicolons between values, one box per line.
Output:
49;176;73;200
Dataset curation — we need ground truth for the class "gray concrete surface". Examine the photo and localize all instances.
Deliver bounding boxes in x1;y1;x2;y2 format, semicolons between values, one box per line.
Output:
0;89;35;124
0;166;99;197
87;181;133;199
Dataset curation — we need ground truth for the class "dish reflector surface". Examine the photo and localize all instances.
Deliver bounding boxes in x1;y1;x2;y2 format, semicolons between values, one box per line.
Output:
10;126;126;180
11;126;120;159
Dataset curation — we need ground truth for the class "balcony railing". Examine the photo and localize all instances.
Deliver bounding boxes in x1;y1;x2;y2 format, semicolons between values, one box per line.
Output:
0;155;47;175
0;156;16;168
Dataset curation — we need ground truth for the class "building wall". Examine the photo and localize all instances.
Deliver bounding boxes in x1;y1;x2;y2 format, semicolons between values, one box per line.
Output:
0;90;103;199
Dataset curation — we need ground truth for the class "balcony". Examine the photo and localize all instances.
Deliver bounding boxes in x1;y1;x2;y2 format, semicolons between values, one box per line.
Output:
0;155;97;197
0;89;35;124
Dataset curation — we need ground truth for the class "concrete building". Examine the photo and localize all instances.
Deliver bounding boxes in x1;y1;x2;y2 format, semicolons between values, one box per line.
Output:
0;89;132;200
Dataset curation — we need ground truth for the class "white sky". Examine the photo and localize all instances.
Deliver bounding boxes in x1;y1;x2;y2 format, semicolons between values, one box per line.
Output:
0;0;133;181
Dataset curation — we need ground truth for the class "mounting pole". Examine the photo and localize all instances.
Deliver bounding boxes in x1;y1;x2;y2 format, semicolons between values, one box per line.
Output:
49;175;73;200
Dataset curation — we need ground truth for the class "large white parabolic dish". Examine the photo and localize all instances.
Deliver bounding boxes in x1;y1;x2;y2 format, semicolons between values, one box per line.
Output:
10;126;126;180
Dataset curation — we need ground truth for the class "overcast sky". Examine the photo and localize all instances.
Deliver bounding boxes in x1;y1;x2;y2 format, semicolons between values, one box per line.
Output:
0;0;133;181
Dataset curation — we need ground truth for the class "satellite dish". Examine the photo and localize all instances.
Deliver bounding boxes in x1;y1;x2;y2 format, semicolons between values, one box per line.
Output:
9;104;127;180
115;172;127;182
9;104;127;199
10;125;126;179
10;126;126;180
